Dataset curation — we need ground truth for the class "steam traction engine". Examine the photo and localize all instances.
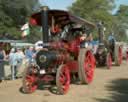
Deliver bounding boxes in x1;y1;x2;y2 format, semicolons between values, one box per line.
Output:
95;21;122;69
22;7;96;94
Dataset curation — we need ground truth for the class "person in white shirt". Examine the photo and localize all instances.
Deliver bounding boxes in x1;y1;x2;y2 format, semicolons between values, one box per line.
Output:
9;48;19;80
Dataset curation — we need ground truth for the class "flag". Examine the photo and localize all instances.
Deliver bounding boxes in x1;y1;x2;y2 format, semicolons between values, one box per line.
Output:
21;23;30;37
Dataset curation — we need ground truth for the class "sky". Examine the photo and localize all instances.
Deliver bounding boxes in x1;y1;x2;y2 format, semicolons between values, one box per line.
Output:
39;0;128;12
113;0;128;13
39;0;74;10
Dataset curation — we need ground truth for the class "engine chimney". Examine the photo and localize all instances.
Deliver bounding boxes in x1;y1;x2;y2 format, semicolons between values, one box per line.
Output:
97;21;104;43
41;6;49;43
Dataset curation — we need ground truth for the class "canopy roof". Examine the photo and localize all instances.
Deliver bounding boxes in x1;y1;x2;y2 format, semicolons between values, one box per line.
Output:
11;42;34;47
29;9;95;29
0;40;23;43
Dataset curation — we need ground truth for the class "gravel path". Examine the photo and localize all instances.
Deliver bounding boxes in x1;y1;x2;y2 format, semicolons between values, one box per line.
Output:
0;61;128;102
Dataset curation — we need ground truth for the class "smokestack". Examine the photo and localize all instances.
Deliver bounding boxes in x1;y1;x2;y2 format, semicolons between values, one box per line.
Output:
97;21;104;43
41;6;49;43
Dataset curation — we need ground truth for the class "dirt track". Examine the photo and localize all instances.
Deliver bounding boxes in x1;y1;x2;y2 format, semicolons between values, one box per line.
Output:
0;61;128;102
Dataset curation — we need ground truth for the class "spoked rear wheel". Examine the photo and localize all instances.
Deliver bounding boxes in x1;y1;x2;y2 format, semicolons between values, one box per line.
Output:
106;52;112;69
78;49;96;84
22;65;38;93
115;46;122;66
126;51;128;61
118;46;122;64
56;64;70;94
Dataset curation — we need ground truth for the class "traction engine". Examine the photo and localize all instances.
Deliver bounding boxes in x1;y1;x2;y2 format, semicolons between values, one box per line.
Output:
95;21;122;69
22;6;96;94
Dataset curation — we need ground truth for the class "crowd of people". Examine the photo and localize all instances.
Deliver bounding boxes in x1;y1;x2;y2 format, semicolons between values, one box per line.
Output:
0;46;36;82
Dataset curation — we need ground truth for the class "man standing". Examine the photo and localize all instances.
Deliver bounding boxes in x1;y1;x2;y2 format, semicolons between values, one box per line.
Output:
25;46;35;64
9;48;18;80
0;47;6;82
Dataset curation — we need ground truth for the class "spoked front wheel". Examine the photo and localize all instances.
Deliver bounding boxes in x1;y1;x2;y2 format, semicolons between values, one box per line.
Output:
56;64;70;94
115;45;122;66
22;65;38;94
106;52;112;69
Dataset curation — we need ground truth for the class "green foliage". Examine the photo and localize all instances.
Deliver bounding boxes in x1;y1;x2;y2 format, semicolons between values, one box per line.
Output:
69;0;115;38
114;5;128;42
69;0;128;42
0;0;41;40
26;26;42;43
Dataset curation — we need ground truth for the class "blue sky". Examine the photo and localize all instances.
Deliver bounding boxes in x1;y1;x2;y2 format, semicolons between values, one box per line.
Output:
39;0;74;10
113;0;128;13
39;0;128;12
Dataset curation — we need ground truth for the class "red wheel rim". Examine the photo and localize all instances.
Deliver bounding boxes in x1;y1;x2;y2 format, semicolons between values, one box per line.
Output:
118;47;122;64
84;51;95;83
24;75;37;93
127;51;128;61
57;65;70;94
106;53;112;69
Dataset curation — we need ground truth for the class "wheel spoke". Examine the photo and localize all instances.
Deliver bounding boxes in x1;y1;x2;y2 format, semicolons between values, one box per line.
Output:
86;52;95;82
118;47;122;64
59;76;65;84
56;65;70;94
107;53;112;69
22;67;38;93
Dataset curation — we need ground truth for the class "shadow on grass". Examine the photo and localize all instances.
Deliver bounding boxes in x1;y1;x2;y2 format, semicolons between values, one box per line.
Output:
94;78;128;102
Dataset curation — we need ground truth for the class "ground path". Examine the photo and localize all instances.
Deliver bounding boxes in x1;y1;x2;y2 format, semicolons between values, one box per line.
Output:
0;61;128;102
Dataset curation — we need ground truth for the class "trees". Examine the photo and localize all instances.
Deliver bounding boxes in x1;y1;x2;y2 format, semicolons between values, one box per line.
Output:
69;0;128;42
69;0;115;38
0;0;41;40
114;5;128;42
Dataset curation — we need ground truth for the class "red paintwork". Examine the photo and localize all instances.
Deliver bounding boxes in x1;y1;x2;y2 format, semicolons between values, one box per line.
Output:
126;49;128;61
68;38;80;57
66;60;78;73
49;37;81;57
49;37;81;72
107;53;112;69
57;64;70;94
118;47;122;65
84;51;95;83
25;75;37;93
